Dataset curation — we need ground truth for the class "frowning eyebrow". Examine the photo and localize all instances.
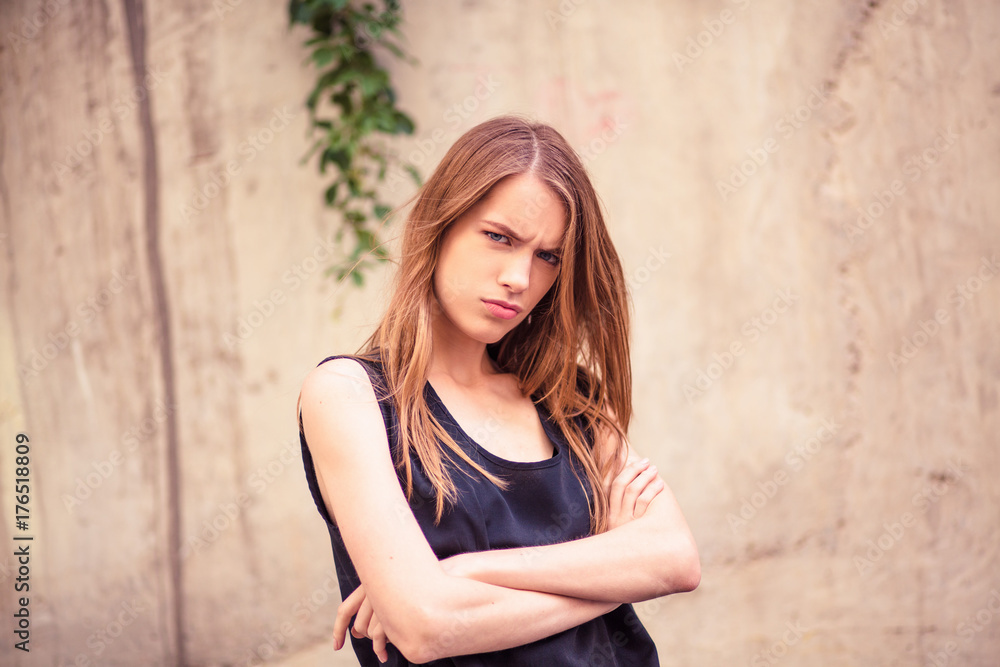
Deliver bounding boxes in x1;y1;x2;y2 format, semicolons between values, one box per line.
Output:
483;220;563;254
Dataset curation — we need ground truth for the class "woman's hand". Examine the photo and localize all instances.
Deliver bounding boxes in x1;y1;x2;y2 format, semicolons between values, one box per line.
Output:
606;456;664;531
333;582;389;663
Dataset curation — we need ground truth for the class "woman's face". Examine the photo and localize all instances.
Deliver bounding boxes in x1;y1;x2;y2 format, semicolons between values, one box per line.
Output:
432;172;566;345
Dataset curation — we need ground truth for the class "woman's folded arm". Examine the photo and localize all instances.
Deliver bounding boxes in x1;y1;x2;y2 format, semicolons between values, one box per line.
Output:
440;424;701;603
301;359;623;663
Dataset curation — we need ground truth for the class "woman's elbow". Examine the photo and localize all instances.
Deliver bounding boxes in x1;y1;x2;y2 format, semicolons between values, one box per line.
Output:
677;543;701;592
657;535;701;595
385;600;461;664
674;538;701;592
394;634;437;665
395;623;465;664
384;613;437;664
398;636;451;665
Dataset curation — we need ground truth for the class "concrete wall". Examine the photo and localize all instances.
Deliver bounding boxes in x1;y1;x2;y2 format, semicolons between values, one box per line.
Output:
0;0;997;664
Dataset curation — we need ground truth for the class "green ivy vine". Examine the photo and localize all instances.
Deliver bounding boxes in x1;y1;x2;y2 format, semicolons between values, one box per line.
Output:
288;0;420;286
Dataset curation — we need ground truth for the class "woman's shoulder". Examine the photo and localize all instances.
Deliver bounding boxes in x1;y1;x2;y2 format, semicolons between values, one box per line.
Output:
301;353;383;406
312;350;384;372
299;354;393;456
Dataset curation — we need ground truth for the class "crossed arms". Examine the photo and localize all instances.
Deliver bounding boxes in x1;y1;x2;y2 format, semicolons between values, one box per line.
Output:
299;358;700;664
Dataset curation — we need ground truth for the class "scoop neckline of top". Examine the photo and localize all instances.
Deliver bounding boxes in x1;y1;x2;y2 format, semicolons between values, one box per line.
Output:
424;380;563;470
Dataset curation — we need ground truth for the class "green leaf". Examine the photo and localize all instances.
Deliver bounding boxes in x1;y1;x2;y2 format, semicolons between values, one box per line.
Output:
301;138;324;166
393;111;415;135
357;228;376;249
288;1;313;26
324;182;340;206
331;90;354;115
347;176;362;197
293;0;415;298
311;46;335;67
405;164;422;185
323;147;350;172
378;38;406;60
359;70;389;98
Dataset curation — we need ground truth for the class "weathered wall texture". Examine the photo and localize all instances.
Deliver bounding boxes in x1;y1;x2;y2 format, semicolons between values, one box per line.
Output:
0;0;997;665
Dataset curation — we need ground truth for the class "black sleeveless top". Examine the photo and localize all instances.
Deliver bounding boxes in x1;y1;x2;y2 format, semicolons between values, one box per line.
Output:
299;353;659;666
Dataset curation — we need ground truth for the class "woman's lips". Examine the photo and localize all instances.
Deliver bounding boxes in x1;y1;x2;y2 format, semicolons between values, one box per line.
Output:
483;300;519;320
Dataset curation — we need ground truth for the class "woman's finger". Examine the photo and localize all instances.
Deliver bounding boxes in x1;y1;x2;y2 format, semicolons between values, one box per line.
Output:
608;458;652;528
352;594;375;640
633;475;665;519
333;584;368;650
621;464;660;512
370;616;389;663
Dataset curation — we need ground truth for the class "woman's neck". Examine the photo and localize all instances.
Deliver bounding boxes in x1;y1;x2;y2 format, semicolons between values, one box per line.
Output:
427;316;503;389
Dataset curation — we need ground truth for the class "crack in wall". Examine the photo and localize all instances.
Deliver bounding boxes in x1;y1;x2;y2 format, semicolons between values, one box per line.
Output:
121;0;184;664
823;0;885;93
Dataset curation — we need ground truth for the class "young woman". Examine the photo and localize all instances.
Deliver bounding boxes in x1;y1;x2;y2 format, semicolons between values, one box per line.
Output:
297;115;700;665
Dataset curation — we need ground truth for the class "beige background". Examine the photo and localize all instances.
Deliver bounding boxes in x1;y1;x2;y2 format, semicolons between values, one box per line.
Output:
1;0;998;665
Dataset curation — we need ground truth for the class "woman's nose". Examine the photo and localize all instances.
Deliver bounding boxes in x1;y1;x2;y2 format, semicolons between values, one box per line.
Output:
498;252;532;292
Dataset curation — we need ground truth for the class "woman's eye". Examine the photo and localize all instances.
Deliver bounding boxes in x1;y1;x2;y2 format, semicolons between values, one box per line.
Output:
539;251;560;265
485;231;507;243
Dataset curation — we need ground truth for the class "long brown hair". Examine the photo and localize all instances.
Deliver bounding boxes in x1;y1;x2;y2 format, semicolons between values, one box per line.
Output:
304;115;632;534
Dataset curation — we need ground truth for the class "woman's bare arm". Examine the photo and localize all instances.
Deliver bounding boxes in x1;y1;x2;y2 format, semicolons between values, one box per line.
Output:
301;358;621;663
438;423;701;603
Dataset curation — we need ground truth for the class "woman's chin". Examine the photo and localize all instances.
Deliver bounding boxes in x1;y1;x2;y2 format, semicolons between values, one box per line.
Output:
475;322;517;346
436;310;521;346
